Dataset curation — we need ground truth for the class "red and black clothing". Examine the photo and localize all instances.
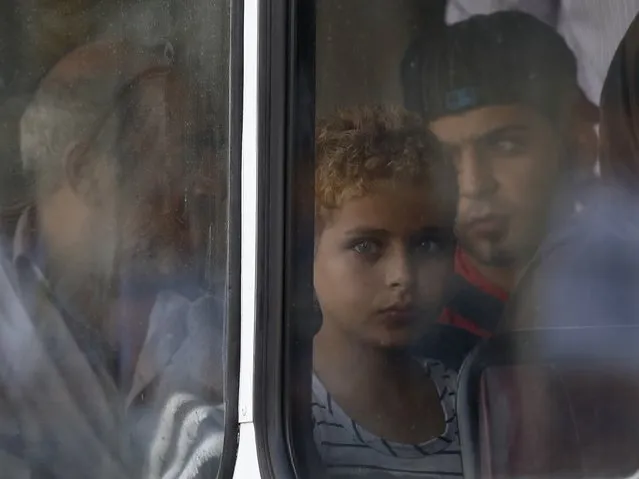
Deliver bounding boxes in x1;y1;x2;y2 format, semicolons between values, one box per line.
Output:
439;247;509;338
413;247;508;371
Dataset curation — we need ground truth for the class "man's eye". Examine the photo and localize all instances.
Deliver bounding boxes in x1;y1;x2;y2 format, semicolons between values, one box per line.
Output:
492;138;523;154
352;239;380;255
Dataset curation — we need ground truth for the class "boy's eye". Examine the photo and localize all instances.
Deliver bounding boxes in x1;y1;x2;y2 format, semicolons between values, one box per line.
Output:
351;239;381;256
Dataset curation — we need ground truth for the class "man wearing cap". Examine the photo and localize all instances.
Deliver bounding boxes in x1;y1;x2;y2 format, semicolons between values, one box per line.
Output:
0;39;225;478
403;11;598;354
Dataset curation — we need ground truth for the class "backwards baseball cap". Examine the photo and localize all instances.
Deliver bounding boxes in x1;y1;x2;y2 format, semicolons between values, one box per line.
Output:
402;11;581;122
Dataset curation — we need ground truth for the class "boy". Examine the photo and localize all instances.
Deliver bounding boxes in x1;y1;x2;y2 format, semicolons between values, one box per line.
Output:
312;105;462;477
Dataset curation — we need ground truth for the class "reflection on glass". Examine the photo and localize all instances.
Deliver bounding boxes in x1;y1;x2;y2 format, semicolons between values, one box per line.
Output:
0;1;230;478
475;361;639;478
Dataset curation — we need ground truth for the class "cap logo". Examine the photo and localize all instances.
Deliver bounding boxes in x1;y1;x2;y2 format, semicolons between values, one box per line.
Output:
445;87;477;112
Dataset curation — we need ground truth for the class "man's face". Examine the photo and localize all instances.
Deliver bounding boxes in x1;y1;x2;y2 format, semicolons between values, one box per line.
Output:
113;71;224;295
429;105;564;267
313;183;455;348
43;69;223;343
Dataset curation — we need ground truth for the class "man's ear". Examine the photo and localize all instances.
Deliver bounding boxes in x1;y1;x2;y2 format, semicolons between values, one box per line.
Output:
64;140;90;194
64;140;111;205
567;89;599;174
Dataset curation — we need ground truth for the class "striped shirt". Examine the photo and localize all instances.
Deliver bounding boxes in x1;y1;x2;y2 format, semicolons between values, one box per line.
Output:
145;392;225;479
312;361;462;478
439;247;508;338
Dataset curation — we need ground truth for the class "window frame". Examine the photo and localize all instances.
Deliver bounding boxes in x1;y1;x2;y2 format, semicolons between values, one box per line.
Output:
251;0;321;477
216;0;244;476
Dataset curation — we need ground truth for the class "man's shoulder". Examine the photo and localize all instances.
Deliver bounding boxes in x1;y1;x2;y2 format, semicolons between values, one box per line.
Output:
509;184;639;330
149;291;226;403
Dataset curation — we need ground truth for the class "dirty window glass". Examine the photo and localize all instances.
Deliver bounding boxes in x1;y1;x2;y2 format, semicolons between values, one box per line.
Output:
310;1;639;478
0;0;232;478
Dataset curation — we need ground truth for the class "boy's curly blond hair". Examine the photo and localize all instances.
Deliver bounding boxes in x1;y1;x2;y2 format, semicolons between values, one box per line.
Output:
316;105;447;224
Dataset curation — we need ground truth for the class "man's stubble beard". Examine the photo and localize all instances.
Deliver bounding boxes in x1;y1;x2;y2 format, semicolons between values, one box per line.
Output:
455;219;545;271
455;220;530;270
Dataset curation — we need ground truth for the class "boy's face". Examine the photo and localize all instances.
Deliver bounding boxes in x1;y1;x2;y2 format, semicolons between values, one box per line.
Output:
430;105;564;268
313;182;454;348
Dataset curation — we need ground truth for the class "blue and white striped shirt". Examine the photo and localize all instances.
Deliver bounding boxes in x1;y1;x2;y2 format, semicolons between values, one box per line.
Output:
312;360;462;478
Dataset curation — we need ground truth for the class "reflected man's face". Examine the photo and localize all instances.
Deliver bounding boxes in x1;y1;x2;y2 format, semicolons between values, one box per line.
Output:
430;105;564;268
113;71;225;294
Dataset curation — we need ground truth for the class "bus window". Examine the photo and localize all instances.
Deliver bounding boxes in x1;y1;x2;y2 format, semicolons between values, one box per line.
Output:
253;1;639;478
0;0;238;477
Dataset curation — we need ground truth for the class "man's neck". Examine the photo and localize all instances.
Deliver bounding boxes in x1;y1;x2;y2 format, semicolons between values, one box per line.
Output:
47;260;155;386
104;295;155;388
466;253;518;293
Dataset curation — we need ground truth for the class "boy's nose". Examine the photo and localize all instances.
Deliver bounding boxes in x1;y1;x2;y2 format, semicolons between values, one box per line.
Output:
385;247;415;290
